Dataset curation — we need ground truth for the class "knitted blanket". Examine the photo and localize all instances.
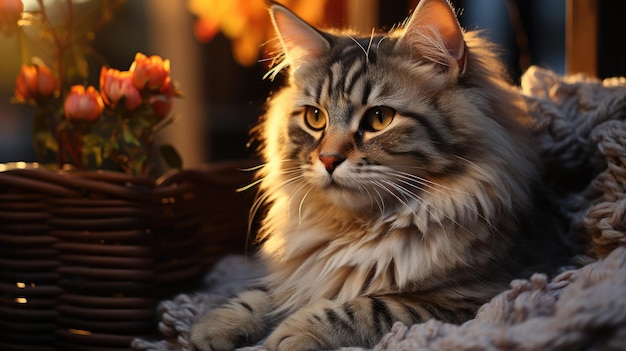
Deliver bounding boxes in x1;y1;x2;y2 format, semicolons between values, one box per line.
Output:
132;67;626;351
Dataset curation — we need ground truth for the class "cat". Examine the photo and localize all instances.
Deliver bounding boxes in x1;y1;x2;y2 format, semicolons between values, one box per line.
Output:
190;0;561;350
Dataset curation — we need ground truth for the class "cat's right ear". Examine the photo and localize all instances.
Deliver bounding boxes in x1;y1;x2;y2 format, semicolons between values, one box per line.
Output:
397;0;467;76
269;4;330;69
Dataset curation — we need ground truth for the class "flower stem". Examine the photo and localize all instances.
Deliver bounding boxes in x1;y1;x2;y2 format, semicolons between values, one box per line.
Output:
16;27;29;65
66;0;74;30
37;0;65;91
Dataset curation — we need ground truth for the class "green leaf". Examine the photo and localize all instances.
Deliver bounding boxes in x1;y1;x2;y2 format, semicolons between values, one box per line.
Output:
63;43;90;82
33;130;58;153
122;128;141;146
82;133;106;167
134;115;152;129
160;144;183;170
74;49;90;81
132;153;147;176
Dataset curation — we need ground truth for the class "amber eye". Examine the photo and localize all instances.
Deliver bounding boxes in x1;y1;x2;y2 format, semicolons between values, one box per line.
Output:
363;106;395;131
303;106;327;131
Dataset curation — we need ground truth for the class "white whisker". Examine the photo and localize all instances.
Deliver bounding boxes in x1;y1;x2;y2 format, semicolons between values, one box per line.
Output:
238;177;263;192
365;28;375;64
389;170;471;197
372;179;413;214
288;180;310;218
381;177;476;236
248;165;306;237
348;35;368;62
298;190;310;225
366;183;385;216
376;36;386;52
389;170;496;231
237;163;266;172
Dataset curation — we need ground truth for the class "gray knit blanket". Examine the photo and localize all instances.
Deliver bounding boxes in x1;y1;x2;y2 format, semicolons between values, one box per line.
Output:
132;67;626;351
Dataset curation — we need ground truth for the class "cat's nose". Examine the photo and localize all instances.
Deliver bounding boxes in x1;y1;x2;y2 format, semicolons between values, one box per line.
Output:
319;153;345;174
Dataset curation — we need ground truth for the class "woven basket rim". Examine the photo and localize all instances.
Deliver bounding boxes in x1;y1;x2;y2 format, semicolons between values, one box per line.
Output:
0;163;209;202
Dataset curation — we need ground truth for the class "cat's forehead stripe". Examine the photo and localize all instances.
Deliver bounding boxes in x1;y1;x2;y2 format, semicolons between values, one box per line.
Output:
316;51;373;107
361;80;372;106
319;74;331;102
330;61;344;94
345;60;367;94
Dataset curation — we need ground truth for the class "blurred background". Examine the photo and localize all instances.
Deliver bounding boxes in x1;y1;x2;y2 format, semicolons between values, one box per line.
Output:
0;0;621;170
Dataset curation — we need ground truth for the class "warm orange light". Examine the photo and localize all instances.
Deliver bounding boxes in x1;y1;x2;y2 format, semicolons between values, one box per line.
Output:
68;329;92;336
187;0;329;66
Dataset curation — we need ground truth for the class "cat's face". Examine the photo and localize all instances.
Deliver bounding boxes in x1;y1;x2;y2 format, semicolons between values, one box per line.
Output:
261;1;530;214
279;35;472;209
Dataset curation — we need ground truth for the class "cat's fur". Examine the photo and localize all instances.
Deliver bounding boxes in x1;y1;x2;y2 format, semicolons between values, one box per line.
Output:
191;1;559;350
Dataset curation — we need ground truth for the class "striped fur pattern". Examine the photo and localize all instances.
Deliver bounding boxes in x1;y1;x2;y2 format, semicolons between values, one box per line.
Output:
191;1;541;350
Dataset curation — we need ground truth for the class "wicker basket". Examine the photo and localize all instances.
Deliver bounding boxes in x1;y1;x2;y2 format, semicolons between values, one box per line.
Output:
0;161;256;351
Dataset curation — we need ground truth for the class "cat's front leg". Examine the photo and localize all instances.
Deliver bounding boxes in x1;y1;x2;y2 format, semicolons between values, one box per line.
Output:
190;287;274;351
264;296;404;351
264;294;477;351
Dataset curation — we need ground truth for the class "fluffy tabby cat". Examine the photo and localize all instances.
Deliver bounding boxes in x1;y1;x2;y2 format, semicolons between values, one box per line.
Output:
191;0;556;350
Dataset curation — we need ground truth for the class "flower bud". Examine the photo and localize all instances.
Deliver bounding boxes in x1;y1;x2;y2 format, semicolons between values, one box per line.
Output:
64;85;104;123
147;75;177;119
129;52;171;91
14;63;57;102
148;94;172;119
0;0;23;34
100;67;142;111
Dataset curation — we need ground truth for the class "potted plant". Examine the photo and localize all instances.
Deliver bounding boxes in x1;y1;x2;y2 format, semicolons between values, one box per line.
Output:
8;0;182;175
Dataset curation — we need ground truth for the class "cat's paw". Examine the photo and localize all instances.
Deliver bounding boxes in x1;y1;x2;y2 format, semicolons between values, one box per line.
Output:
264;323;324;351
189;307;242;351
264;300;335;351
265;335;318;351
190;289;272;351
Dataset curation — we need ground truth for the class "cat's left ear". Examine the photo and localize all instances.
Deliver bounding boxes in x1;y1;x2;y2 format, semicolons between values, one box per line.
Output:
398;0;467;76
269;3;330;70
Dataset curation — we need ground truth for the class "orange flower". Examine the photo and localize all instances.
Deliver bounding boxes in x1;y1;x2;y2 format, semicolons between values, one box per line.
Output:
64;85;104;123
14;63;57;102
148;94;172;119
0;0;23;34
146;76;176;119
129;52;171;91
99;67;142;111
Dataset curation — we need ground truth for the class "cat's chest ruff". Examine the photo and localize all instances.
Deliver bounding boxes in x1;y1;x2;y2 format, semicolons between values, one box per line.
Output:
262;199;469;309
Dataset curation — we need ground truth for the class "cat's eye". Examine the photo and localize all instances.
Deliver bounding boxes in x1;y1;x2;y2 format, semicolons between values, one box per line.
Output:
363;106;395;132
303;106;327;131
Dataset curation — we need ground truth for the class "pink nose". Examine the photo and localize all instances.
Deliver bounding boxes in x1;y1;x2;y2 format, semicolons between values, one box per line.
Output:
319;154;345;174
